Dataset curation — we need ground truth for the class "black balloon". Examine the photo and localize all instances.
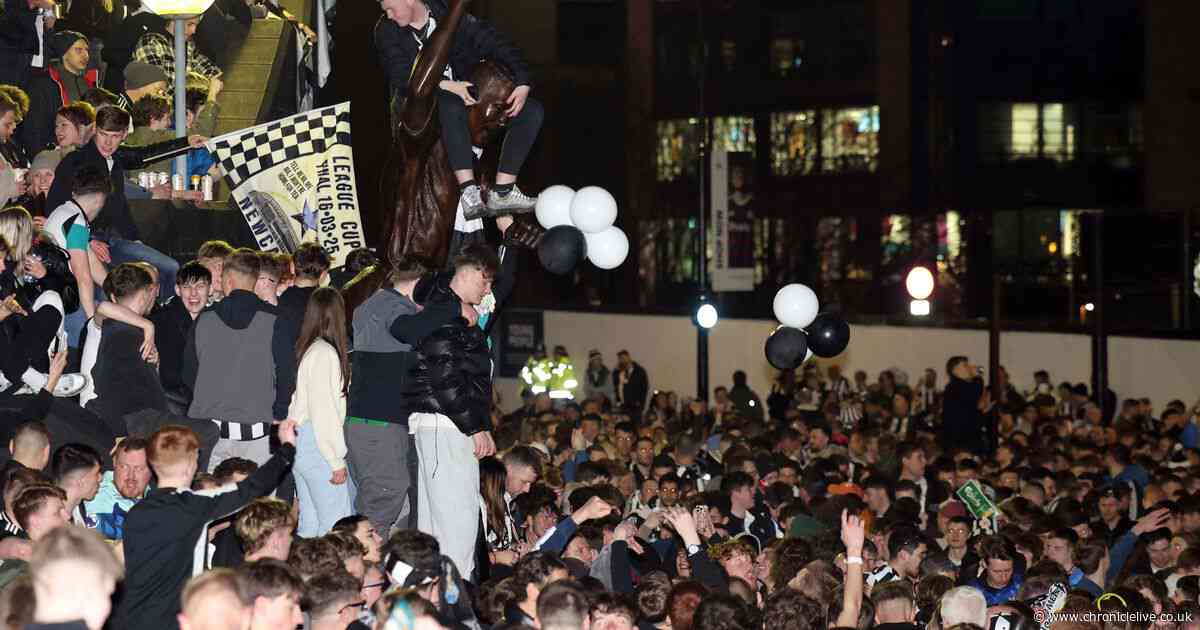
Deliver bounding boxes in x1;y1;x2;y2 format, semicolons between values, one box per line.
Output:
538;225;587;275
806;313;850;358
765;326;808;369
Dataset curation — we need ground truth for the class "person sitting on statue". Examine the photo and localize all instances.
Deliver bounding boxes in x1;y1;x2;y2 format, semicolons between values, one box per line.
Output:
375;0;544;221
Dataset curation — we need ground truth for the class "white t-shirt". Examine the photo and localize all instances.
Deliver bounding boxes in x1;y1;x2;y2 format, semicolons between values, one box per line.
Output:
79;319;103;407
43;200;90;251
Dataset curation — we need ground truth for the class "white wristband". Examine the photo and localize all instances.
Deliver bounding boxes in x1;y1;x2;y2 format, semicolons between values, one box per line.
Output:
845;556;863;565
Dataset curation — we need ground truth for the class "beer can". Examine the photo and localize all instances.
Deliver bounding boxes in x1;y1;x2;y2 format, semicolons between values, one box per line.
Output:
191;175;201;191
172;173;184;191
157;172;169;186
202;175;214;201
138;172;150;189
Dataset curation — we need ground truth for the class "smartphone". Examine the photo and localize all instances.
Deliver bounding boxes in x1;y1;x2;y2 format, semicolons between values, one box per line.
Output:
693;505;712;533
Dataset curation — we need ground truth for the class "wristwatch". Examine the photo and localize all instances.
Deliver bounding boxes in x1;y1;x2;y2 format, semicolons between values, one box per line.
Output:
686;543;701;556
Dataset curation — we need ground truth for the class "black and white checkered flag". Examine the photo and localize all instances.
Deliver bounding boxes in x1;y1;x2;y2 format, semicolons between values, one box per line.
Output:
207;103;352;190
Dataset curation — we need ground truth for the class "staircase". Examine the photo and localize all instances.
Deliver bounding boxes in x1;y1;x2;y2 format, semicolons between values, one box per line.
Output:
214;18;287;137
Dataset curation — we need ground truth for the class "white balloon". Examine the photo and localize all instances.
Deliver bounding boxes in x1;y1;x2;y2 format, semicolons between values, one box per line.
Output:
569;186;618;234
584;227;629;270
773;283;819;329
535;185;576;229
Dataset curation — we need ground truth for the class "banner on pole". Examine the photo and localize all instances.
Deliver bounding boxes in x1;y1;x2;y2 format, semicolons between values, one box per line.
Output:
710;149;756;292
206;102;364;267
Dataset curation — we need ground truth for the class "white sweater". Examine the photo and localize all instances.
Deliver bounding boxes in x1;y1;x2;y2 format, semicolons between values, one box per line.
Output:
287;339;348;470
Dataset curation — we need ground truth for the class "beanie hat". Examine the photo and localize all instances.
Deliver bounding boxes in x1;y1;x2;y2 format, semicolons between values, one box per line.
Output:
123;62;169;91
30;149;62;172
51;31;88;60
588;349;601;361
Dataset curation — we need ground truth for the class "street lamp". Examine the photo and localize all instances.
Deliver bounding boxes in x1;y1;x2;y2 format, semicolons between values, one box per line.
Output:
142;0;214;185
695;298;718;329
906;265;934;317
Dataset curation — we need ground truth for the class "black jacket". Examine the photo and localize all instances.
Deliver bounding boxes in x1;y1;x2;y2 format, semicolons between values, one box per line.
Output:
194;0;251;70
0;0;41;88
46;136;190;242
373;0;532;102
271;285;315;420
613;363;649;412
941;376;986;455
110;443;294;630
149;296;195;400
87;319;168;422
101;9;166;93
391;278;492;437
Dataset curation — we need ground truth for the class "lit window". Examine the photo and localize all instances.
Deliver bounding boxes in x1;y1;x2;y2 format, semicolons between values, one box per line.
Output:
655;119;700;182
980;102;1077;163
712;116;756;154
881;214;911;267
770;111;818;176
820;107;880;172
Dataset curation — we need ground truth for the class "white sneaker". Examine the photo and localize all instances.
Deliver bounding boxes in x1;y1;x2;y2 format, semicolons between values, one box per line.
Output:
52;373;88;398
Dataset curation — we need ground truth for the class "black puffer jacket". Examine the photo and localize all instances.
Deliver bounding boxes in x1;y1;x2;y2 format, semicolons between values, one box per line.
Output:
391;275;492;437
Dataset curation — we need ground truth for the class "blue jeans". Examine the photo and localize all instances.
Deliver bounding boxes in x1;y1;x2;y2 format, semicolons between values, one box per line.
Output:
294;422;355;537
107;238;178;302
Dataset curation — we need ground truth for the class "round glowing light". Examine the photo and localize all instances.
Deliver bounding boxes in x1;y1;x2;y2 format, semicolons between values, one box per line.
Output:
696;303;719;329
141;0;215;17
1084;302;1095;312
905;266;935;300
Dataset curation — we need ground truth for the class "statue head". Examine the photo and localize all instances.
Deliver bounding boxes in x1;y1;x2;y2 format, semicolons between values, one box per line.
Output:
468;60;516;147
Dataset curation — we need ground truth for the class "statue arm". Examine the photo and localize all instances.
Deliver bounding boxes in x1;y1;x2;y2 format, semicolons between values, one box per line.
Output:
400;0;471;132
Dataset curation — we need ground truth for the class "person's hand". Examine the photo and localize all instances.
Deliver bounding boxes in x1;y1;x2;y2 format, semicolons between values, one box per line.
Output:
662;507;701;547
472;430;496;458
441;81;476;106
1133;507;1171;535
496;215;514;234
276;419;298;446
149;183;172;199
298;22;316;43
506;85;531;118
43;349;67;394
570;427;587;451
90;239;111;263
0;296;26;321
172;189;203;202
138;323;156;360
572;496;614;524
330;468;348;485
188;135;208;148
491;549;518;565
207;76;224;101
841;509;865;556
32;215;46;229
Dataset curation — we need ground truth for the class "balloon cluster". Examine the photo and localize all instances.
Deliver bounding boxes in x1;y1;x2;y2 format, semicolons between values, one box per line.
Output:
765;284;851;369
534;185;629;275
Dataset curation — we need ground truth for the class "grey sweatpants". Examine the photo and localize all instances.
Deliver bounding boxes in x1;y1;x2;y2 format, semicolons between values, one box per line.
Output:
411;412;480;579
346;422;416;535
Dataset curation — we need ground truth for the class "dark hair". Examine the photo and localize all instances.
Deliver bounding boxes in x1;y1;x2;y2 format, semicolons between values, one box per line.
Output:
130;94;170;127
872;581;915;607
1074;539;1107;575
692;593;760;630
383;530;441;587
887;527;926;558
720;471;755;495
301;570;360;617
185;86;208;114
82;87;120;109
331;514;369;536
387;255;426;284
95;105;131;132
295;287;350;395
287;537;342;582
946;356;968;376
452;243;499;278
176;260;212;286
762;589;823;630
344;248;379;275
73;165;111;198
12;484;67;530
503;445;542;472
212;457;258;484
290;242;330;279
323;531;366;561
50;443;102;485
56;101;95;128
668;581;707;630
980;535;1019;563
224;248;262;279
103;262;154;301
509;552;566;602
239;559;305;601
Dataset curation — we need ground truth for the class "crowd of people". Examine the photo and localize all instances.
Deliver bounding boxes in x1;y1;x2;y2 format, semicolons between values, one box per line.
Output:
4;1;1200;630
